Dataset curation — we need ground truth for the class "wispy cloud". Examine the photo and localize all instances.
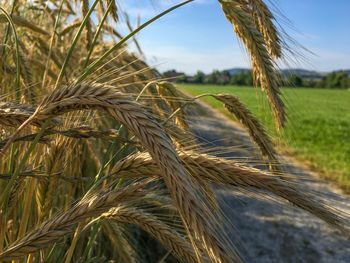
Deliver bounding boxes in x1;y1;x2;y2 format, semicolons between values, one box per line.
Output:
119;0;210;20
119;0;350;73
307;48;350;71
139;44;250;74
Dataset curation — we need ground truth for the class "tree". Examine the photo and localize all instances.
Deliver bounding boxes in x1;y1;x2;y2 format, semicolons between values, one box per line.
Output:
230;71;253;86
206;70;221;84
286;74;303;87
193;71;205;84
321;71;350;89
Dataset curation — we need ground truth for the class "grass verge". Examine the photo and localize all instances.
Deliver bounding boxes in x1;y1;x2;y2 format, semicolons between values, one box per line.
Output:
179;84;350;190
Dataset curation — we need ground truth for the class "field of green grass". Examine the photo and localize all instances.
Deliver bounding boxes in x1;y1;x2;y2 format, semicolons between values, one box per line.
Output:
179;84;350;190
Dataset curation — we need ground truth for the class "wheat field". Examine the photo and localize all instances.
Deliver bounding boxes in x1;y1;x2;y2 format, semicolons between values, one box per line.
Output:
0;1;348;262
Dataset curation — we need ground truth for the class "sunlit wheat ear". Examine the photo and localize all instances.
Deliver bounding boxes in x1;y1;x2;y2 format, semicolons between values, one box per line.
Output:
103;206;198;263
36;82;240;262
0;180;148;260
181;151;350;233
112;151;350;234
213;94;278;164
219;0;285;130
240;0;282;58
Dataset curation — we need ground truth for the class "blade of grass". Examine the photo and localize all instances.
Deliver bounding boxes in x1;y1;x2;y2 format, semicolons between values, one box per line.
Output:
77;0;194;83
0;7;21;100
41;0;65;89
0;0;17;56
55;0;101;88
84;0;114;67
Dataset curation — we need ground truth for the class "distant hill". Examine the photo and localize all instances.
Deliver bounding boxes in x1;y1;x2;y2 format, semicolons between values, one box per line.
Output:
343;69;350;76
225;68;250;76
225;67;350;78
280;69;322;79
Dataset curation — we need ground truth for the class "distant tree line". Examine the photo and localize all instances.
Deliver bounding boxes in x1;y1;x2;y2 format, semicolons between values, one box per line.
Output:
286;71;350;89
163;70;254;86
163;69;350;89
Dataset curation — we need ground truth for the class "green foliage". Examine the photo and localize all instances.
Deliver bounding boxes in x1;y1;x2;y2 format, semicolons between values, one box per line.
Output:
173;70;350;89
321;71;350;89
286;71;350;89
230;71;253;86
285;74;303;87
196;70;253;85
192;70;205;84
206;70;221;84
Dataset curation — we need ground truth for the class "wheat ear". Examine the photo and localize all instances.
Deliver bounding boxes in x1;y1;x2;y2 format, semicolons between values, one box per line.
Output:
214;94;278;162
220;0;285;129
107;0;118;22
103;206;198;263
241;0;282;58
0;180;148;260
37;83;240;262
112;150;349;233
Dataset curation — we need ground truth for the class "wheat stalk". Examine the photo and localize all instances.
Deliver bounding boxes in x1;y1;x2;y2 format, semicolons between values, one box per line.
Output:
82;0;93;49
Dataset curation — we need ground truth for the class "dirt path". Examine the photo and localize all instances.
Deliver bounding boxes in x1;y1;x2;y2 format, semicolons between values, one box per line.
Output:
187;102;350;263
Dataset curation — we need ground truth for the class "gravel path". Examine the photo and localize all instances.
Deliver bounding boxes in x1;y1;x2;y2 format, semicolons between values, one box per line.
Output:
187;102;350;263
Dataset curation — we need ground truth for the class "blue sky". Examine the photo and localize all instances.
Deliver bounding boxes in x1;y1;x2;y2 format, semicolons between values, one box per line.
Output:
118;0;350;74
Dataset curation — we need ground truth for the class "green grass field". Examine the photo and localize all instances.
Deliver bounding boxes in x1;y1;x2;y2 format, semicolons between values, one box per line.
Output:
179;84;350;190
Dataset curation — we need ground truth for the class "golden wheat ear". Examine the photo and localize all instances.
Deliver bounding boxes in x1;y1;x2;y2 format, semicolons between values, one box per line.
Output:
0;180;149;260
219;0;285;130
112;150;350;235
103;206;198;262
213;94;278;163
242;0;282;58
36;82;241;262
